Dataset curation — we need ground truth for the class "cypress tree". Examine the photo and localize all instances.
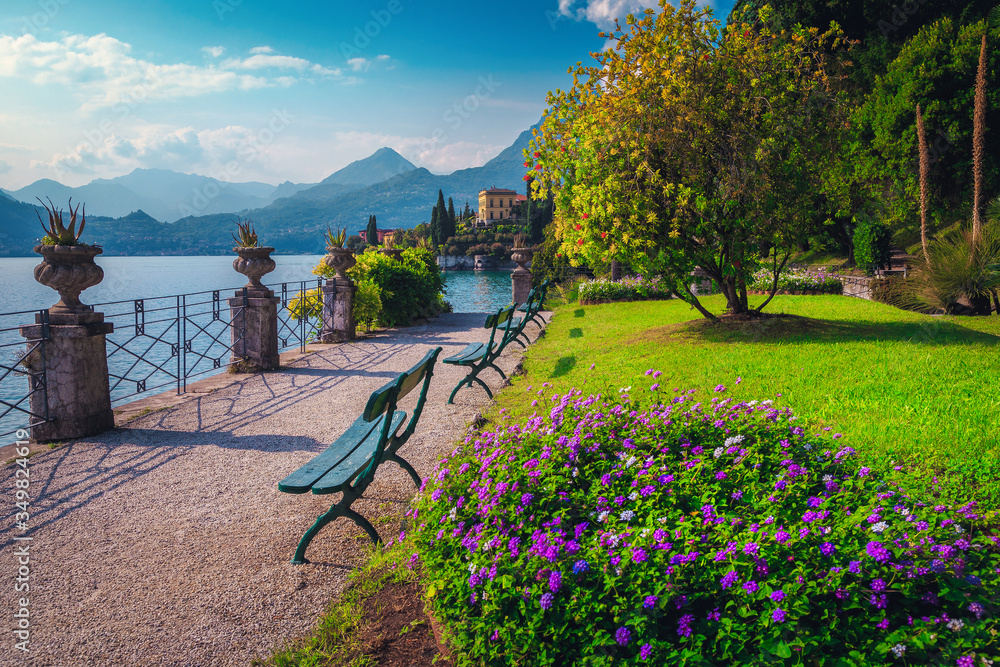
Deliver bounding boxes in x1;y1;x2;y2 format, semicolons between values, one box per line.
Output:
446;197;456;239
435;190;448;241
366;214;378;245
430;206;440;247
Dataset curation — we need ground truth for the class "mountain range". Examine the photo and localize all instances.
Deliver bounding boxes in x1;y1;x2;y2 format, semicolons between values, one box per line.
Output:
0;126;534;256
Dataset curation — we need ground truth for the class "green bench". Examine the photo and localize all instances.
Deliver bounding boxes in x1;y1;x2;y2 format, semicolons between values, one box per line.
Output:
278;346;442;564
509;282;549;348
443;305;520;404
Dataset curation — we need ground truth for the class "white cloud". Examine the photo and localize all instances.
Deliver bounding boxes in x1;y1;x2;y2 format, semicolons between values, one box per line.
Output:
202;46;225;58
250;46;275;55
225;53;341;77
0;158;11;175
557;0;660;28
347;54;392;72
0;33;342;110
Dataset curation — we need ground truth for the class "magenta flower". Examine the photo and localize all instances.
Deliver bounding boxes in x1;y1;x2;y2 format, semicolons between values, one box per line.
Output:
540;593;554;610
615;626;631;646
772;608;787;623
640;643;652;660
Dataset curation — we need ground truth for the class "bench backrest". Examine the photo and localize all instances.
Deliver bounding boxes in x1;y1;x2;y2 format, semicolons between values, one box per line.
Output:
482;305;516;351
361;346;442;465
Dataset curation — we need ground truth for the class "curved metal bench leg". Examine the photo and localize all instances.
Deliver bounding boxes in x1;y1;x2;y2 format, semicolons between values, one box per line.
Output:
387;453;421;487
471;375;494;399
291;489;382;564
447;377;469;404
487;362;507;380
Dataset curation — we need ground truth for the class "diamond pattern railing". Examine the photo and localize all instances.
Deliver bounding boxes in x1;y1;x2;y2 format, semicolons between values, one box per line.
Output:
0;310;49;440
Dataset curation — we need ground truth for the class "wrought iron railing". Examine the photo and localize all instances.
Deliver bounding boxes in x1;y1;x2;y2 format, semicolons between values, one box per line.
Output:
0;279;325;440
0;310;49;440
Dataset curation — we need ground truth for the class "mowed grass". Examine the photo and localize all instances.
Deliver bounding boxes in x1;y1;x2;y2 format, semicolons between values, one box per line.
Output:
498;294;1000;510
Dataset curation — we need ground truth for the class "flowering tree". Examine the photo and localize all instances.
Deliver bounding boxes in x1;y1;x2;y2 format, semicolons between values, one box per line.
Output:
526;0;852;318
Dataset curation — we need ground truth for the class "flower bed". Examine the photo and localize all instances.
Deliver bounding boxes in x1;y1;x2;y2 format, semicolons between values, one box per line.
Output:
577;275;673;304
411;378;999;666
749;267;843;295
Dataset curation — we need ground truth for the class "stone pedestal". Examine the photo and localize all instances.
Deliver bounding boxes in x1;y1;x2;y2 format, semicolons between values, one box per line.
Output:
229;288;281;371
320;277;356;343
512;269;533;305
19;316;115;442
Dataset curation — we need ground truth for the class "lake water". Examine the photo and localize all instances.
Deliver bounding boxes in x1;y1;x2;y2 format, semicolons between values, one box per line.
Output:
0;255;512;441
0;255;512;315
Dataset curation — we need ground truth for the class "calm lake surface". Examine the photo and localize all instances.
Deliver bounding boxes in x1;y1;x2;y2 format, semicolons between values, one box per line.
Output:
0;255;512;441
0;255;511;314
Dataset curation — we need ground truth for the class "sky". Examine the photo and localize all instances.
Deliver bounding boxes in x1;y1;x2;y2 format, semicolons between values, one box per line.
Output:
0;0;734;189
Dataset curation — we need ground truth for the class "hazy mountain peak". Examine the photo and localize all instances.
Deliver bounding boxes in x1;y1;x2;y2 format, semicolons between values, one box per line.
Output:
320;147;417;187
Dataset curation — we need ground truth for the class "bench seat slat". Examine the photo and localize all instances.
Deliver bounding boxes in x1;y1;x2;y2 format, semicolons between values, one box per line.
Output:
443;342;488;365
311;410;408;495
278;415;386;494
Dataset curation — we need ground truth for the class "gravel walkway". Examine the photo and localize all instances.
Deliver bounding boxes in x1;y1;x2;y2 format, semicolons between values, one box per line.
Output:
0;312;539;666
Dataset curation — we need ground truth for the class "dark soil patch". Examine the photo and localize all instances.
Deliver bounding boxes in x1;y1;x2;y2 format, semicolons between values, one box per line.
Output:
358;578;452;667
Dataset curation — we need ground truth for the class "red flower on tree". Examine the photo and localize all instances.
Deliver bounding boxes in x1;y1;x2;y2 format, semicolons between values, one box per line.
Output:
535;165;542;171
582;213;589;219
601;232;607;239
577;238;585;246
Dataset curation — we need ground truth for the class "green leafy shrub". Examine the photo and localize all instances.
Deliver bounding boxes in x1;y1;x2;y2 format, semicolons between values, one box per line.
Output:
312;247;445;327
354;279;384;332
749;268;844;294
578;275;672;303
854;221;893;275
412;379;1000;666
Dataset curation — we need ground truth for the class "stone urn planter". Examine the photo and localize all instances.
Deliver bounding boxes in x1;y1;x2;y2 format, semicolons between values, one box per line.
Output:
33;243;105;323
380;247;404;262
324;247;356;279
233;246;276;295
510;247;534;273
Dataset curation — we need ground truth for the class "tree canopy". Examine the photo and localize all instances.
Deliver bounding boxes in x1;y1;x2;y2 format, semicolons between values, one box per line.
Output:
527;0;852;318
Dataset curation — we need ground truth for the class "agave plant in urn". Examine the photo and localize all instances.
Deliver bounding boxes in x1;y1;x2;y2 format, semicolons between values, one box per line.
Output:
33;197;105;324
231;217;276;296
323;226;356;280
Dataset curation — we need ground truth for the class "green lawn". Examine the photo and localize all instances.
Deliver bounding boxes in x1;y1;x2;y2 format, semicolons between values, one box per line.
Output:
498;294;1000;510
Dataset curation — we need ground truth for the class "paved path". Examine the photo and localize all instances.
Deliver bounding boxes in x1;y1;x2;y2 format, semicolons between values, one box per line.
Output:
0;313;538;666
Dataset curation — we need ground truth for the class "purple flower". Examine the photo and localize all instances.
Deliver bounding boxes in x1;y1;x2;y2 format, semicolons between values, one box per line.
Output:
677;614;694;638
714;384;726;393
742;580;759;595
858;467;871;477
956;657;975;667
549;571;562;592
643;595;658;609
871;578;887;593
772;608;787;623
970;602;985;619
707;608;721;621
540;593;554;610
573;560;589;574
774;530;791;544
720;571;739;589
866;541;892;563
743;542;759;557
820;542;836;557
770;590;785;603
849;560;861;574
876;618;890;630
615;626;631;646
640;643;652;660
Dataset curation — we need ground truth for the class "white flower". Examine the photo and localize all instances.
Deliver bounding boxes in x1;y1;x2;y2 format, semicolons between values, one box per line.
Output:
947;619;965;632
747;400;758;406
468;562;477;573
620;510;635;522
954;524;965;534
628;492;639;501
598;511;609;523
713;447;725;458
572;467;579;478
615;567;623;576
900;508;910;516
822;475;833;484
890;644;906;657
658;517;667;524
618;386;632;393
723;435;745;447
625;456;637;468
871;522;889;533
803;444;812;451
762;399;773;406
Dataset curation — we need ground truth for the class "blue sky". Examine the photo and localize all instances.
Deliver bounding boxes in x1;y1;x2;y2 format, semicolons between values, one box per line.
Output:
0;0;733;188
